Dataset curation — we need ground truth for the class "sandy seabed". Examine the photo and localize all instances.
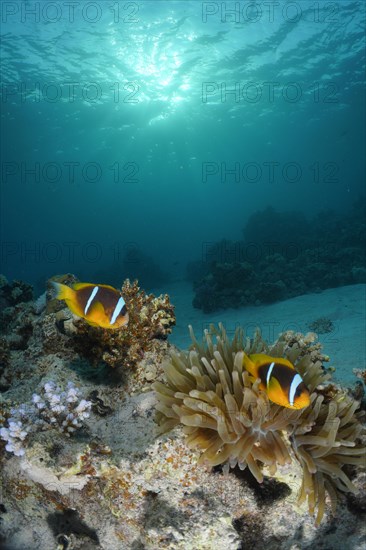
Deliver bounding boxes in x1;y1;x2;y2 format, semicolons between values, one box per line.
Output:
161;282;366;385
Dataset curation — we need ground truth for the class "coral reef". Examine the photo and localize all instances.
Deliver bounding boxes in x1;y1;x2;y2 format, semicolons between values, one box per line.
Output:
0;337;10;370
0;277;33;307
94;246;170;291
121;246;170;289
0;381;91;455
354;369;366;385
0;305;34;353
0;278;35;360
243;206;312;247
33;292;47;315
1;276;365;549
352;369;366;410
0;288;49;389
191;201;366;312
193;260;256;312
153;324;366;525
66;279;176;369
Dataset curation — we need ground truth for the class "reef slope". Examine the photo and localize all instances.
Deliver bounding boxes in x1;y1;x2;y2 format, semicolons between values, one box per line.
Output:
0;280;365;550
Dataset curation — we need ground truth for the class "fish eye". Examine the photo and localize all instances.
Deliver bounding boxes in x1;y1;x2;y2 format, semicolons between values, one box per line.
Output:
295;386;303;397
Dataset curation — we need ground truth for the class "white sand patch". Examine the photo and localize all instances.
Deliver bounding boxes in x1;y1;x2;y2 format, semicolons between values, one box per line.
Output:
156;282;366;385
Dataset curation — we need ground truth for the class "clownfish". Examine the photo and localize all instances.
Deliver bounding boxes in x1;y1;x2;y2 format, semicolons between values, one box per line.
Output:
243;353;310;410
51;281;129;329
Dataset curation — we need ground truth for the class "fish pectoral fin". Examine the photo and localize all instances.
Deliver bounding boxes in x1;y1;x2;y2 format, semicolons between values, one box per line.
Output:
267;376;289;407
87;301;108;324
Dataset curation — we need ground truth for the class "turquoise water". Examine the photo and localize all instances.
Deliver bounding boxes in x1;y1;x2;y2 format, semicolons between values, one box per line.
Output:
1;0;365;290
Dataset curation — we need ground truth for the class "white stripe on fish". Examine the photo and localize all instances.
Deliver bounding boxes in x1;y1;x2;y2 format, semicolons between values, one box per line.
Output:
110;296;125;325
84;286;99;315
266;362;275;386
289;373;303;407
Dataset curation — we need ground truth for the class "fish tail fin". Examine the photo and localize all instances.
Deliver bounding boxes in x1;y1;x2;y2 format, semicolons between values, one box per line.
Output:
50;281;74;302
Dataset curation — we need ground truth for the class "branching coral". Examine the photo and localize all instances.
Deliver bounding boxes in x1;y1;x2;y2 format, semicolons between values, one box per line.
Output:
59;278;175;369
153;324;366;524
0;381;92;456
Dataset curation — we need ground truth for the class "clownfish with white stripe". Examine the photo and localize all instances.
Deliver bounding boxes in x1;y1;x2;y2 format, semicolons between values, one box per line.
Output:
243;353;310;410
51;281;129;329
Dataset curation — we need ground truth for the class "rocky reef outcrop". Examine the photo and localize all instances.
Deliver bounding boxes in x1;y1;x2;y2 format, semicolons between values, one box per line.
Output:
191;202;366;313
0;276;365;549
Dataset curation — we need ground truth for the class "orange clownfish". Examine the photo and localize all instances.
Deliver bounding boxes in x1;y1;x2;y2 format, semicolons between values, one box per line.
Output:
51;282;129;329
243;353;310;410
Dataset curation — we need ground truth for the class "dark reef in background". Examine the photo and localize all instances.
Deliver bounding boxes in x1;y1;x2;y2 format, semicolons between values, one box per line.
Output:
190;201;366;313
0;276;33;308
94;246;171;292
121;247;170;289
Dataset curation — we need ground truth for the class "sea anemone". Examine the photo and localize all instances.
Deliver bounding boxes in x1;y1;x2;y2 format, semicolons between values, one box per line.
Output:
153;324;366;524
290;390;365;524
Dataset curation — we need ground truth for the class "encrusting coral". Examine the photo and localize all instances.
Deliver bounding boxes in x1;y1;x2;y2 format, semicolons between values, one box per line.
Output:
48;277;175;369
0;276;33;306
0;336;10;370
0;277;35;353
153;324;366;525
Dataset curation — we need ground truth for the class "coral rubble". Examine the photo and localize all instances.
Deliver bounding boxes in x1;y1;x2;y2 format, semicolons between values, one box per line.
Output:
153;324;366;525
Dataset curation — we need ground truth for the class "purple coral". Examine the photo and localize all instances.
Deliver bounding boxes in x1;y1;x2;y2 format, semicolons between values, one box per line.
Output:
0;381;92;456
0;420;28;456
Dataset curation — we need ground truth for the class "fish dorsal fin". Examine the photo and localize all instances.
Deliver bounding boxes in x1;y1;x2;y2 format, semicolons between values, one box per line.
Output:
249;353;273;365
251;353;295;371
97;283;119;292
267;375;288;407
244;354;273;378
73;282;93;291
242;353;257;376
272;357;295;370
